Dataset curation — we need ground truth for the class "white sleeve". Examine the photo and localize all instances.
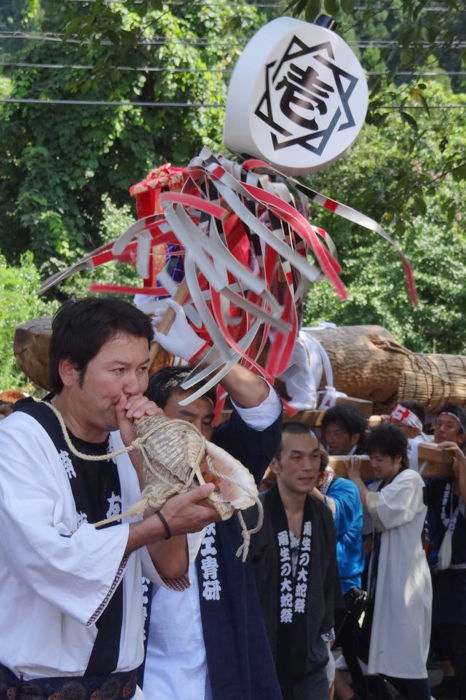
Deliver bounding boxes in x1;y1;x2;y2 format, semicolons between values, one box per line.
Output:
365;470;424;532
230;383;282;431
0;419;129;627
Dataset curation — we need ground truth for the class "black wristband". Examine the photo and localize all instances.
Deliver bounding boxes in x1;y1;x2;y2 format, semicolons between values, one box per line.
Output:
155;510;172;540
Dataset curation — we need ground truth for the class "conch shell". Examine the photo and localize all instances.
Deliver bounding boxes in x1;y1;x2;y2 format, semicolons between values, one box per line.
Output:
94;414;261;557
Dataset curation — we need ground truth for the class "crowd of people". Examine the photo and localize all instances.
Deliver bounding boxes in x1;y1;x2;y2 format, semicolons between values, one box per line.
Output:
0;296;464;700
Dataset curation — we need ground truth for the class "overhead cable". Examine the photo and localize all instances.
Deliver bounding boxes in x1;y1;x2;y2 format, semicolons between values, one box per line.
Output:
65;0;461;9
0;31;464;49
0;97;464;108
0;61;465;78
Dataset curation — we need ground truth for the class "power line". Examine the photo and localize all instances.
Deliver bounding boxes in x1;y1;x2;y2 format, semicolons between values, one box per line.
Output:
370;71;466;77
0;61;465;78
0;97;224;107
392;104;466;108
0;31;464;49
65;0;279;4
65;0;462;8
0;60;225;73
0;97;464;108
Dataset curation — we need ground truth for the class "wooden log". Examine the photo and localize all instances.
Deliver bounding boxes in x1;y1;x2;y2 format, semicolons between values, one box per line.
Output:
328;455;376;481
307;325;466;412
326;395;373;417
284;397;374;428
13;315;52;390
12;319;466;413
418;443;455;478
283;409;325;427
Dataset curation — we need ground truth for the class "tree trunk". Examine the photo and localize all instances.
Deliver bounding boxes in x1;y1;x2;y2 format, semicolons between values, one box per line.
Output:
13;318;466;412
306;325;466;412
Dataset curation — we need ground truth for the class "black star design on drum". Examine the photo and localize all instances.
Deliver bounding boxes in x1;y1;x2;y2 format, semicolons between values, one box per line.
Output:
254;35;359;156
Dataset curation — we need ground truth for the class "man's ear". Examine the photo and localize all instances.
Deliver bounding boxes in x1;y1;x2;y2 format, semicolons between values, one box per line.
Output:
58;358;80;389
349;433;360;447
269;457;281;476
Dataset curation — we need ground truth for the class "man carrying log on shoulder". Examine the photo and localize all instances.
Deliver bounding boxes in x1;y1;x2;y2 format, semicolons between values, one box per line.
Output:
0;297;220;699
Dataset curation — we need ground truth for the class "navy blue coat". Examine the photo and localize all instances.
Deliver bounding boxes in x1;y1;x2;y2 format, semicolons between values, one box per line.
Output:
197;409;283;700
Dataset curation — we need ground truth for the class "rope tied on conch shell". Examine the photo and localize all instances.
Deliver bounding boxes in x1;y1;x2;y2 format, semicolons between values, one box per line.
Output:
37;399;262;559
39;398;161;462
204;452;264;561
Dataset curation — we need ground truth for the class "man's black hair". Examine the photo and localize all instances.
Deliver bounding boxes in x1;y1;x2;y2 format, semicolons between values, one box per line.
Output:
365;423;408;469
49;297;153;393
276;421;318;459
437;402;466;434
147;366;217;409
400;400;426;428
321;405;367;438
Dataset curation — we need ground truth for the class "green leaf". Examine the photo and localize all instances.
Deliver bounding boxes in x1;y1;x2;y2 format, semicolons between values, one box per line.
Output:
451;163;466;182
400;110;418;132
287;0;308;14
412;195;427;216
409;87;430;115
340;0;354;12
303;0;322;20
365;110;388;127
324;0;340;16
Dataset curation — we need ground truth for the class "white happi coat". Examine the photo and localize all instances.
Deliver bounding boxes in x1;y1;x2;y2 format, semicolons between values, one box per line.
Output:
0;410;163;678
365;469;432;678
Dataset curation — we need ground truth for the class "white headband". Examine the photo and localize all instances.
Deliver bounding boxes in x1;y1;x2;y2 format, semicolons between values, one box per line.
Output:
438;411;464;432
390;404;423;432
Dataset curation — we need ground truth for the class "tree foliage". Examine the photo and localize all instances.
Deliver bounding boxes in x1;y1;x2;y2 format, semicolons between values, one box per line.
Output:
0;252;57;390
303;81;465;354
0;0;261;272
286;0;465;92
0;0;464;392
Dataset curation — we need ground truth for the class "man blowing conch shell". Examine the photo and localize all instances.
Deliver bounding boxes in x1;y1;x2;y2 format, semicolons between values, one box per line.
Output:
0;297;220;698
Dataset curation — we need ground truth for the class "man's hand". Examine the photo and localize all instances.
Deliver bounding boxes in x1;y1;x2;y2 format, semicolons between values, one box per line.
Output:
347;456;369;507
125;483;221;555
437;441;466;478
160;483;221;536
116;393;163;448
347;455;363;483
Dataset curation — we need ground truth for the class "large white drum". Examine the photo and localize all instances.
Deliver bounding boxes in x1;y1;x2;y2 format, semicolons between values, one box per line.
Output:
224;16;368;175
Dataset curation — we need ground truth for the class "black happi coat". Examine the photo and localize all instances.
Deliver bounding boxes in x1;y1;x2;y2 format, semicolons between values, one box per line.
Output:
12;398;127;679
197;409;283;700
426;477;466;626
247;486;339;685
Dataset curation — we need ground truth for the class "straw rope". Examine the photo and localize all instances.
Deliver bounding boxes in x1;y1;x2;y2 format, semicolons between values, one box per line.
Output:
205;454;264;561
36;399;262;555
36;398;154;461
